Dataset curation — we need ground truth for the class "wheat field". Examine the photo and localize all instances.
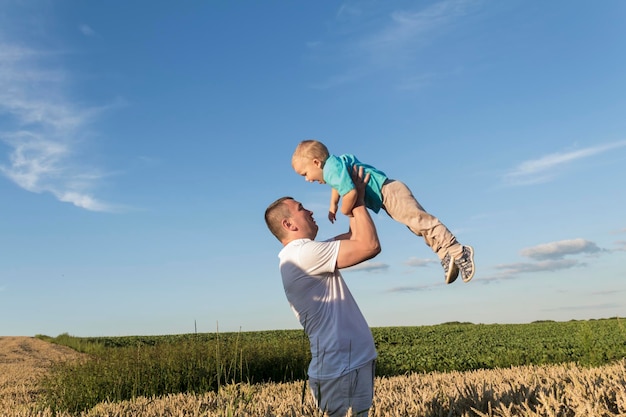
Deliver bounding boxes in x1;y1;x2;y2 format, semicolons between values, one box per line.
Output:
2;336;625;417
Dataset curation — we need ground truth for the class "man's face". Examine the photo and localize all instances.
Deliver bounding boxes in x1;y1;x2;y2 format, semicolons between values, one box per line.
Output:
284;198;318;239
293;158;325;184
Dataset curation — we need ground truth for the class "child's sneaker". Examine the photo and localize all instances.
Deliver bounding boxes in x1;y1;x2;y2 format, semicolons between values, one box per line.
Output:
441;253;459;284
454;246;475;282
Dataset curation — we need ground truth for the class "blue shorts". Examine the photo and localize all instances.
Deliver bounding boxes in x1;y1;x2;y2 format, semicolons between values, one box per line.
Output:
308;360;376;417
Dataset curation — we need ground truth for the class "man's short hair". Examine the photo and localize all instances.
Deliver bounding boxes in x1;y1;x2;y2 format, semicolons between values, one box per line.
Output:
264;196;293;241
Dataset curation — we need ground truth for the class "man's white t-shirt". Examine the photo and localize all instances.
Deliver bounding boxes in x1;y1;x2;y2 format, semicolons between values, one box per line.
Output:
278;238;377;380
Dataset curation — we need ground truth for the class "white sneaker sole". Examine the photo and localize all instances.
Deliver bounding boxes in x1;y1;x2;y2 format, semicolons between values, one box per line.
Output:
445;256;459;284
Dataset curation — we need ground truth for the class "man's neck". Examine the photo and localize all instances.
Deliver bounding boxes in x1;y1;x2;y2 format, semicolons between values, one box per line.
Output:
282;234;312;246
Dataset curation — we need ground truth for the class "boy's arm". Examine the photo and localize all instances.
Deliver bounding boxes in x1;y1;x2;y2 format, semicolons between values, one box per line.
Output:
328;188;340;223
336;167;381;269
325;155;358;216
339;188;358;216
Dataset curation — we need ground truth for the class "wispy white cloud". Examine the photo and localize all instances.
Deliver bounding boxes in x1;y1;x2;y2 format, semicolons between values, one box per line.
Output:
504;141;626;186
495;259;580;274
390;238;607;286
477;237;611;284
394;72;438;91
542;302;621;313
309;0;479;89
345;260;389;272
520;238;604;260
475;259;581;284
358;0;473;54
79;24;96;37
404;257;438;267
0;38;120;212
335;3;362;19
387;284;433;293
309;67;371;90
613;241;626;252
591;289;626;296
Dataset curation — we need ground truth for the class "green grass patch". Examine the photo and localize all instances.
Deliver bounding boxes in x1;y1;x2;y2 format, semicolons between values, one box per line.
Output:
36;317;626;413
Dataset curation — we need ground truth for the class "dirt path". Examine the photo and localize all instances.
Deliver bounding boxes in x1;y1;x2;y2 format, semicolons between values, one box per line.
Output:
0;336;85;409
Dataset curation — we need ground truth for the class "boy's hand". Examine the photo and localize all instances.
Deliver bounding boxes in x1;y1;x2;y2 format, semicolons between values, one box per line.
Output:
329;200;339;223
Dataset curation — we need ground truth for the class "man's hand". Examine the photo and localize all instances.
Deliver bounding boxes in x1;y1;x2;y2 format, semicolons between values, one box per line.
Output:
350;165;370;209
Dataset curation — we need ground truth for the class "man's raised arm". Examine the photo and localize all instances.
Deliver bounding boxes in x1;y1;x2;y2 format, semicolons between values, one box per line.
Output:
336;166;381;269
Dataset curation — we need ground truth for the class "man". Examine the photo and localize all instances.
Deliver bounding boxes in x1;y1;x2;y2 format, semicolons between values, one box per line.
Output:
264;166;381;417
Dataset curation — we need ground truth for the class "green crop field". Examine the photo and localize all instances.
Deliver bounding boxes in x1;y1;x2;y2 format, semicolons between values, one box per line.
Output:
37;317;626;413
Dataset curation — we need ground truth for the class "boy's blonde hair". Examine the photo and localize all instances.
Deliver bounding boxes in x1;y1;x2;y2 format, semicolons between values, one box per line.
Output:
292;140;330;167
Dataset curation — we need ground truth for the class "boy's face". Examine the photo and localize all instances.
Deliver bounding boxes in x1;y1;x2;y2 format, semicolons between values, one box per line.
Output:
293;158;325;184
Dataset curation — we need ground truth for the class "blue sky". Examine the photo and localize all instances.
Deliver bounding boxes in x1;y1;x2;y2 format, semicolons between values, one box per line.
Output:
1;1;625;337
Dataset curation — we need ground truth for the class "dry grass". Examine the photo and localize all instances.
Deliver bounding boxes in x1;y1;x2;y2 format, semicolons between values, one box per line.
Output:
0;336;86;416
1;336;625;417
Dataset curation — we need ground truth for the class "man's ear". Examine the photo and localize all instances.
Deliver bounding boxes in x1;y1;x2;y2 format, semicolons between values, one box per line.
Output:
282;218;296;231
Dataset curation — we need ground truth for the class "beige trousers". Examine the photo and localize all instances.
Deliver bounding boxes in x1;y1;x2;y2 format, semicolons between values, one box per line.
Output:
381;180;462;260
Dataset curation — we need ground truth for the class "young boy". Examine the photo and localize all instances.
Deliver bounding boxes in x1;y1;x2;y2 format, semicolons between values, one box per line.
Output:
291;139;474;284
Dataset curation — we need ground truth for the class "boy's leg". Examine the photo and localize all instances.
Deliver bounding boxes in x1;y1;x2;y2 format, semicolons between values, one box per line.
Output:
382;180;473;283
381;180;462;260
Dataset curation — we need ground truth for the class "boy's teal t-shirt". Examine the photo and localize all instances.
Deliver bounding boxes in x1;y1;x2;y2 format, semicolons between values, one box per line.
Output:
323;154;388;213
